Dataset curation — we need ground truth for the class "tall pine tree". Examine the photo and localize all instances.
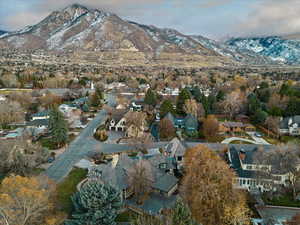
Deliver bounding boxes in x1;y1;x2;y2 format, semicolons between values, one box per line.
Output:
144;89;157;107
66;182;122;225
49;107;68;148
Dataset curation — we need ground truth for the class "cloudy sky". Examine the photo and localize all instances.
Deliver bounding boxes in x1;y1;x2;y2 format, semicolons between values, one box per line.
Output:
0;0;299;39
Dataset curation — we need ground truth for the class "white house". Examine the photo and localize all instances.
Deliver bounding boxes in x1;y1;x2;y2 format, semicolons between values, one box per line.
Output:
0;95;6;101
31;110;50;121
59;104;77;117
108;110;128;132
279;116;300;136
228;146;291;192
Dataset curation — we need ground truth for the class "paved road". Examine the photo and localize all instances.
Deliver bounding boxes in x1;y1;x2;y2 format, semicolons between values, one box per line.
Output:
45;94;122;182
45;110;108;182
247;132;271;145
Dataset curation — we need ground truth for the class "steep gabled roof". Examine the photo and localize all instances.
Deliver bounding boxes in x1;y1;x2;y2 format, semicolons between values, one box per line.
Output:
166;137;187;157
110;109;128;123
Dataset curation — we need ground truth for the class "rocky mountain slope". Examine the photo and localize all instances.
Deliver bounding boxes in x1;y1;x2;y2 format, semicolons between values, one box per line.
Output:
2;3;300;66
0;4;217;55
226;36;300;65
0;4;236;67
191;35;273;65
0;30;7;36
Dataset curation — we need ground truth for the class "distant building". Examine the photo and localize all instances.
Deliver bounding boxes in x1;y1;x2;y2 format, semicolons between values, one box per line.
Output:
31;110;50;121
279;116;300;136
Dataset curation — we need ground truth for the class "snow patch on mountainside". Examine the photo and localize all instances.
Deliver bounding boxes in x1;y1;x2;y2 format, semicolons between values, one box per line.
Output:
226;36;300;64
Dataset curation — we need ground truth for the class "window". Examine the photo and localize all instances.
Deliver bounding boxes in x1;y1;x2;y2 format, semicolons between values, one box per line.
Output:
246;165;252;170
177;156;183;161
243;179;246;185
159;163;167;169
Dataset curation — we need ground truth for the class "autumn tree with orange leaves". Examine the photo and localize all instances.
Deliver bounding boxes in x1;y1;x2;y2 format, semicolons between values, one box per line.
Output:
181;145;250;225
0;175;66;225
286;212;300;225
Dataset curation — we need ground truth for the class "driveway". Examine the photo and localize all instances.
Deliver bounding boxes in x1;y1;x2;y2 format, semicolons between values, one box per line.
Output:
105;131;125;144
221;133;271;145
221;137;258;144
247;132;271;145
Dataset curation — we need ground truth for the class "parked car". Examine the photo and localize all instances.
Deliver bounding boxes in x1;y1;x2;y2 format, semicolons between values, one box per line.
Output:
255;132;263;137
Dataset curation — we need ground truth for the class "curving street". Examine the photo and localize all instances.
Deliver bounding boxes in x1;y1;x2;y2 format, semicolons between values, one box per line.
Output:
45;94;123;182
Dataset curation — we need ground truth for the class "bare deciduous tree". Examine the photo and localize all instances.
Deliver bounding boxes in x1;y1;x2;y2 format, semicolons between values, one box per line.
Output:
0;100;24;126
221;90;245;119
127;160;154;204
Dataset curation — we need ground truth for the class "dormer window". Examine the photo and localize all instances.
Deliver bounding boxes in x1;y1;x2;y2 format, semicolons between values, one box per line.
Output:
159;163;167;169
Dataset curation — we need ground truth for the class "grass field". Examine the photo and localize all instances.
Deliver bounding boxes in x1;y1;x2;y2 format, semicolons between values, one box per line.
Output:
56;168;88;214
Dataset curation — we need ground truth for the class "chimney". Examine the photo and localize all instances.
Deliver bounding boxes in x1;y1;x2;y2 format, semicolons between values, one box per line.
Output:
111;155;119;168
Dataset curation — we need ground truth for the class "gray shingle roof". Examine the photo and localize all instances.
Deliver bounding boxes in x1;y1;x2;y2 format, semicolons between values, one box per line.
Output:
280;116;300;129
166;137;187;157
26;119;49;127
153;174;178;193
125;193;177;215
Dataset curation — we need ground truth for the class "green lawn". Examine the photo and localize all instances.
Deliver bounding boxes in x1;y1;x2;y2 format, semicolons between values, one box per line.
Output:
56;168;88;214
39;137;58;150
116;210;138;222
280;136;300;144
230;140;254;144
263;193;300;208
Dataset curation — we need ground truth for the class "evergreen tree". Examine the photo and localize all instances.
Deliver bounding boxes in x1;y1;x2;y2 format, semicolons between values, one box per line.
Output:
251;109;268;125
49;107;68;148
247;94;261;116
160;99;175;117
285;98;300;116
66;182;122;225
176;88;191;115
144;89;157;107
216;90;225;102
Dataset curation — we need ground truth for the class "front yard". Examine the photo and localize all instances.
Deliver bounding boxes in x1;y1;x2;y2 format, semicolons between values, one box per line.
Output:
262;192;300;208
56;168;88;214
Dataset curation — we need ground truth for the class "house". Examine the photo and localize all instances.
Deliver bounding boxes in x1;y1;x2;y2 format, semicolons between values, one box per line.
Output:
219;122;255;134
184;114;198;134
279;116;300;136
164;137;188;169
1;128;25;139
85;153;178;215
72;97;88;107
108;110;128;132
26;119;49;129
129;100;144;111
227;145;288;192
58;104;77;117
125;116;148;139
0;95;6;101
31;110;50;121
163;113;186;129
26;119;49;137
252;205;300;225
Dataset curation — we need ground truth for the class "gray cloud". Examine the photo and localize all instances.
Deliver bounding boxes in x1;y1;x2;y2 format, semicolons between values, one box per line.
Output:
235;0;300;37
3;0;163;30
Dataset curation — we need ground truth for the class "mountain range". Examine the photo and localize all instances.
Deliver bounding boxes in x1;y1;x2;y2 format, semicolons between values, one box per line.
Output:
0;30;6;36
1;4;300;66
